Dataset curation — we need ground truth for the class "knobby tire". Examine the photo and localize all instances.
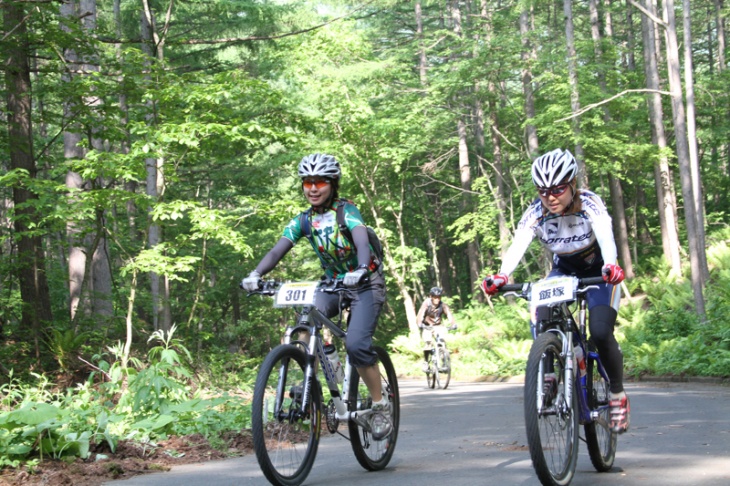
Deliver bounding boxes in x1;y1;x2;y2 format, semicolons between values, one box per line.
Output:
524;333;579;486
252;344;322;486
348;346;400;471
426;351;436;389
584;340;617;472
436;347;451;390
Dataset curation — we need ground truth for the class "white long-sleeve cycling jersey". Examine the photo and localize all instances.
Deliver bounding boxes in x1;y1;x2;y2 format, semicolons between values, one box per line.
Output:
499;190;618;278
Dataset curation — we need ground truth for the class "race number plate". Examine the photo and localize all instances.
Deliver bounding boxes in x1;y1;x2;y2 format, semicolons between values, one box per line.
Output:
530;277;576;307
274;281;318;307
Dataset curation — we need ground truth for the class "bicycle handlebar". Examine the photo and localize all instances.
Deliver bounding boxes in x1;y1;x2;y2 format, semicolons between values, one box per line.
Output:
497;275;607;297
244;278;352;298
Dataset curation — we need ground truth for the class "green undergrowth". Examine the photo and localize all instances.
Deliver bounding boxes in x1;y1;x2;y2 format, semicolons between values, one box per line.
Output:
0;325;255;469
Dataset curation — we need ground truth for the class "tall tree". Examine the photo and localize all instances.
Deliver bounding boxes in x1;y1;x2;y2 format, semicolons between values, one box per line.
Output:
588;0;635;278
520;2;539;158
450;0;480;289
563;0;587;187
61;0;114;325
683;0;709;283
662;0;707;318
3;0;54;360
639;0;682;275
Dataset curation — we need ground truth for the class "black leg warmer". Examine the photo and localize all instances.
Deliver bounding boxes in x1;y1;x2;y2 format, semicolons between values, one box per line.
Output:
588;305;624;394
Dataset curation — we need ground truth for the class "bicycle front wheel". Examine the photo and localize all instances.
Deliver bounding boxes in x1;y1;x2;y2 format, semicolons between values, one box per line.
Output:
426;356;436;389
524;333;579;486
251;344;322;486
348;346;400;471
436;347;451;390
584;340;617;472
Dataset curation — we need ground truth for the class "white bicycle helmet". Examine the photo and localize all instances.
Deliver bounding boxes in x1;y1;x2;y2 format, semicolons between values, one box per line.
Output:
531;149;577;187
298;153;341;180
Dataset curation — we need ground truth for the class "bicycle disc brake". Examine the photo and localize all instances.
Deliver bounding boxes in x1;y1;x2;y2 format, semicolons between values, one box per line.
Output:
326;399;339;433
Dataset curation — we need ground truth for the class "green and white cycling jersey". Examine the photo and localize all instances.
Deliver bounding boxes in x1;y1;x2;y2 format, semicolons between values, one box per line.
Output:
282;199;366;278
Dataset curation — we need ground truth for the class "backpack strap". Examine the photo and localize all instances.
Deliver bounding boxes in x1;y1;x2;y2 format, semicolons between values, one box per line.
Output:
299;208;313;240
336;199;353;244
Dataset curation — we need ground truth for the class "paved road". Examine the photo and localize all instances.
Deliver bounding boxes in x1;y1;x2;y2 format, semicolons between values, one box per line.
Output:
105;379;730;486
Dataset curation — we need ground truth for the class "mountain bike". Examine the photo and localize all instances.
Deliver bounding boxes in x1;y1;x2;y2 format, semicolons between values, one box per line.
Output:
495;275;617;486
246;279;400;486
422;325;451;390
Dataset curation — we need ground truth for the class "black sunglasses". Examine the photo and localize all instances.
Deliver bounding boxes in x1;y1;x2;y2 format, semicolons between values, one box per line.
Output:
537;183;570;198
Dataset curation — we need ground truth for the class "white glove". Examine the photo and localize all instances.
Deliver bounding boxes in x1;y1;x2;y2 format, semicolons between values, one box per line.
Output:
241;271;261;292
343;267;368;288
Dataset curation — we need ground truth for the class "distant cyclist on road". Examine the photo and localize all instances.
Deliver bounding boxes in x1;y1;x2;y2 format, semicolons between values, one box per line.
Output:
416;287;457;372
241;153;392;440
479;148;629;433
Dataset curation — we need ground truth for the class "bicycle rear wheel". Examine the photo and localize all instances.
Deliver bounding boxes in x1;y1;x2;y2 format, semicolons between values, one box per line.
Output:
436;347;451;390
348;346;400;471
524;333;579;486
584;340;617;472
251;344;321;486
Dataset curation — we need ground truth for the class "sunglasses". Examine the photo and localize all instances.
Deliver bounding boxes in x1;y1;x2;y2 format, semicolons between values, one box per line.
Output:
302;179;331;190
537;183;570;198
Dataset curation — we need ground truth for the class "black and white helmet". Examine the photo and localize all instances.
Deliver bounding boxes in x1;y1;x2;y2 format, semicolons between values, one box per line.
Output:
298;153;341;180
430;287;443;297
531;149;577;187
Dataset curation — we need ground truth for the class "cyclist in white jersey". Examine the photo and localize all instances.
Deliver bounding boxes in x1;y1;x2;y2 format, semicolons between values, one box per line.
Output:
480;148;630;433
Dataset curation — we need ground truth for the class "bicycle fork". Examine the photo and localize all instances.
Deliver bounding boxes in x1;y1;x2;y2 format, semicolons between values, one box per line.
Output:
537;329;575;416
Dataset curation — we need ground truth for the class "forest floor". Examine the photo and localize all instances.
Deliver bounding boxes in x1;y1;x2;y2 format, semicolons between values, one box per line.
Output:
0;432;253;486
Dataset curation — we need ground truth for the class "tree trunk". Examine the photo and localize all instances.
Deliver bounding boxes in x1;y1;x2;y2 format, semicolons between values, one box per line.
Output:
416;0;428;87
520;5;539;158
714;0;726;71
563;0;587;187
662;0;707;319
640;0;683;275
449;0;480;290
61;0;113;325
140;5;171;331
683;0;709;282
3;0;54;361
588;0;634;278
60;0;87;320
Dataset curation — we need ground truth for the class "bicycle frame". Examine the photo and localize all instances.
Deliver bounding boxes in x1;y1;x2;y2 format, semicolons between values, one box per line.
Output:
281;300;370;424
423;326;448;360
506;276;610;424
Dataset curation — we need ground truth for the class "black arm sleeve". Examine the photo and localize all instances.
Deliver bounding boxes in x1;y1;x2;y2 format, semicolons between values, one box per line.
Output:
254;237;294;275
351;225;371;268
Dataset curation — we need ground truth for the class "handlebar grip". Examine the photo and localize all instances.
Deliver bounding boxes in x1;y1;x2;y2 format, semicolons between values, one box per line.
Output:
580;276;606;286
500;283;525;292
